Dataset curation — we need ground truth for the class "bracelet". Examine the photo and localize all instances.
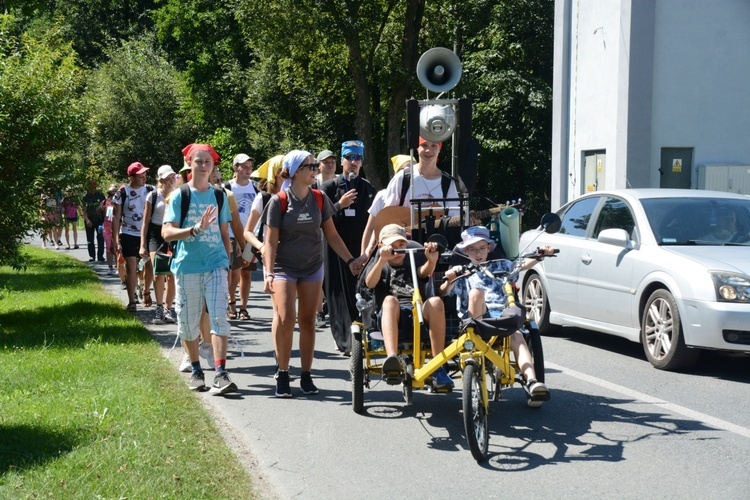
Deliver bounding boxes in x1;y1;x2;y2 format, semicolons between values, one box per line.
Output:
346;257;356;266
193;223;203;236
265;273;275;280
189;226;195;237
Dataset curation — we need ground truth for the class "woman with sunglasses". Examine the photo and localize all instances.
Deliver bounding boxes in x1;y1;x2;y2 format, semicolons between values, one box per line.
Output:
319;140;376;355
263;150;358;397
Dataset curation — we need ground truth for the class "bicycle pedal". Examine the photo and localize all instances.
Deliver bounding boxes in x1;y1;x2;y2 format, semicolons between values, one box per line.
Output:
382;372;403;386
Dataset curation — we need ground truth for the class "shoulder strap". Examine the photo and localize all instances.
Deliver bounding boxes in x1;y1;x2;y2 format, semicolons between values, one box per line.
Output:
213;186;225;214
440;171;452;198
278;189;288;214
399;170;410;207
178;183;191;228
312;189;324;211
223;181;232;191
119;186;128;206
146;189;157;206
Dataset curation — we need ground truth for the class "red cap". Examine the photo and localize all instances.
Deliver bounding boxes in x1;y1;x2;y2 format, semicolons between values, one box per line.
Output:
127;162;149;176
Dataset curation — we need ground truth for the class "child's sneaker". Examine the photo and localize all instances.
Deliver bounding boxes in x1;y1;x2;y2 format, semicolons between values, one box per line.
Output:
153;305;165;324
432;366;454;390
163;307;176;324
300;371;319;395
381;354;405;385
526;379;549;408
275;370;292;398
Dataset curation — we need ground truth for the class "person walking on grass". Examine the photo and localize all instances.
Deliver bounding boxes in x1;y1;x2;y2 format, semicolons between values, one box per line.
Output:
162;143;237;395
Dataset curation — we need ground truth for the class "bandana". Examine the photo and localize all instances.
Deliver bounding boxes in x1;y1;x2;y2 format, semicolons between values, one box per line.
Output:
341;140;364;162
251;155;285;183
390;155;414;174
181;143;220;165
283;150;312;178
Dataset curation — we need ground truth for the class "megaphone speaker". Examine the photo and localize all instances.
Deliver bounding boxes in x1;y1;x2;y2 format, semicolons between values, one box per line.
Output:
419;104;456;143
416;47;462;93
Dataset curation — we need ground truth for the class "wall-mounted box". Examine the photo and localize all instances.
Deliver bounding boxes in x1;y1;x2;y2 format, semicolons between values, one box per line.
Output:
697;165;750;195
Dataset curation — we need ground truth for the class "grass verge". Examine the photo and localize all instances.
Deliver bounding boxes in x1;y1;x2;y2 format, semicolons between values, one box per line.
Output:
0;246;256;498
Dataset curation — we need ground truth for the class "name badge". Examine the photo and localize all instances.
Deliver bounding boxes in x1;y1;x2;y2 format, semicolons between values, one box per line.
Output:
344;208;355;217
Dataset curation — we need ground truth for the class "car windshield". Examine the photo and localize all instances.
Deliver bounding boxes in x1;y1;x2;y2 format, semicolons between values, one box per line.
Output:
642;196;750;245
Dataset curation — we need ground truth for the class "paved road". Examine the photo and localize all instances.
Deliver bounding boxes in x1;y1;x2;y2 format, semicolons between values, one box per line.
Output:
39;240;750;499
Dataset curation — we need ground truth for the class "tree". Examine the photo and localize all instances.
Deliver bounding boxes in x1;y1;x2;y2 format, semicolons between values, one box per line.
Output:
0;14;87;268
85;35;196;179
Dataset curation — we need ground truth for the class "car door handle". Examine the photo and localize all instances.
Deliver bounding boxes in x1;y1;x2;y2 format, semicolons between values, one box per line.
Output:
580;254;592;265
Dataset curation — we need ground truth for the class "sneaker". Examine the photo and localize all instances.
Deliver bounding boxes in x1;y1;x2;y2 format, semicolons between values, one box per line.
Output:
381;354;405;385
107;267;115;276
178;354;192;373
189;370;206;391
526;379;548;408
163;307;176;324
432;366;454;390
121;282;127;289
199;342;215;369
210;371;238;395
275;370;292;398
74;244;79;249
153;305;165;324
316;312;327;328
300;371;319;395
57;239;63;246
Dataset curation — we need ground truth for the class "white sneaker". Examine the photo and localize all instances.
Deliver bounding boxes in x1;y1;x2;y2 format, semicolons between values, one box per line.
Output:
178;353;191;373
163;308;176;324
199;342;215;369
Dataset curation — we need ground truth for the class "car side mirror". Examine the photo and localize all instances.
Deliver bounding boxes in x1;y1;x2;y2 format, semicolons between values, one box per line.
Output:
540;213;562;234
597;228;633;249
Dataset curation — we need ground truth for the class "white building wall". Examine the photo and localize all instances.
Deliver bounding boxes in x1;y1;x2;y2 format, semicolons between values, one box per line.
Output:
552;0;750;209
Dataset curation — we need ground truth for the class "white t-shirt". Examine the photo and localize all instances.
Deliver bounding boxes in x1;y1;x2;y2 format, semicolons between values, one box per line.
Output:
228;179;257;237
147;189;168;225
114;184;153;236
376;167;460;217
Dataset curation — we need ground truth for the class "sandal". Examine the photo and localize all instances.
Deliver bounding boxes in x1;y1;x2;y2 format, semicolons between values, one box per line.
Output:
126;302;137;312
227;301;237;320
238;308;250;321
143;292;153;308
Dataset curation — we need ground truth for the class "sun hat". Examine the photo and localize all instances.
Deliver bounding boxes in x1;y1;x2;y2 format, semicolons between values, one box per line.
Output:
456;226;497;253
316;150;336;163
157;165;176;179
127;162;148;176
379;223;408;246
106;184;118;195
251;155;285;183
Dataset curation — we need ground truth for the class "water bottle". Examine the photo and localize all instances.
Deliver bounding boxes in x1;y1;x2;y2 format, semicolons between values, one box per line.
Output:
137;257;147;272
355;293;369;312
367;331;384;351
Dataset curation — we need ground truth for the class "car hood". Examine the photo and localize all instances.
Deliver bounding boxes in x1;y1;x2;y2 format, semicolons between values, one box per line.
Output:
665;246;750;274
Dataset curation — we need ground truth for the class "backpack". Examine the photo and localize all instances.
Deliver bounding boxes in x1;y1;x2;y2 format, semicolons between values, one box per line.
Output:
399;168;456;207
252;188;324;259
119;184;155;208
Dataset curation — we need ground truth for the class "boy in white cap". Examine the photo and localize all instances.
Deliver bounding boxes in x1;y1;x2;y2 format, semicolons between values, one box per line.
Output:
363;223;453;389
440;226;554;406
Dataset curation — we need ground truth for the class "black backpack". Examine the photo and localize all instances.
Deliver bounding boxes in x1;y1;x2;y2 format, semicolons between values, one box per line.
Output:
168;183;225;253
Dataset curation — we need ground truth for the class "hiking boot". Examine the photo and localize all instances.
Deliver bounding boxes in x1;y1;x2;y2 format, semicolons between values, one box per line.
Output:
526;379;549;408
189;370;206;391
300;371;319;395
178;354;192;373
275;370;292;398
163;307;176;324
153;305;165;324
381;354;405;385
199;341;215;369
432;366;454;391
210;371;238;395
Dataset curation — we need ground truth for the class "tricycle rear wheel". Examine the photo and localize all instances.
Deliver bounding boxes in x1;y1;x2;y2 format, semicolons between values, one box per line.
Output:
351;331;364;414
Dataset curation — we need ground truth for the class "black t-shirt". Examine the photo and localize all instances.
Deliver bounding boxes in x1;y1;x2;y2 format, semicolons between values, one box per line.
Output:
366;253;427;307
82;191;106;225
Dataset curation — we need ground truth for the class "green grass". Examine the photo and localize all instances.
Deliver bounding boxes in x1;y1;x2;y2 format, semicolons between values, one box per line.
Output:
0;246;256;498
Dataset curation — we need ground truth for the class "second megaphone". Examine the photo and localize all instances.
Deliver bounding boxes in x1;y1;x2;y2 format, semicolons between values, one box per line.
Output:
416;47;462;93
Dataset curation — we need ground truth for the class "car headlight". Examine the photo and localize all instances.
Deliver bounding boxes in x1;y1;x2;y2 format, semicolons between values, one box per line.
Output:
710;271;750;303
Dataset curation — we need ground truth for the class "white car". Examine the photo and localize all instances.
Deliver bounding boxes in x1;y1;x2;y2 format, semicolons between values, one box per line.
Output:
519;189;750;370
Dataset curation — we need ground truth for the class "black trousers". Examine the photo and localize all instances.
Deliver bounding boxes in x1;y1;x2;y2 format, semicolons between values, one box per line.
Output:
85;223;105;260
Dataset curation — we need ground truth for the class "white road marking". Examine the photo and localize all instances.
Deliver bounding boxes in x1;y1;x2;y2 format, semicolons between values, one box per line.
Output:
547;362;750;439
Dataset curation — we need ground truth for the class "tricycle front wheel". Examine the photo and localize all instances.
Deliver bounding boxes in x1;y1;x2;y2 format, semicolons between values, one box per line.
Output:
462;363;489;462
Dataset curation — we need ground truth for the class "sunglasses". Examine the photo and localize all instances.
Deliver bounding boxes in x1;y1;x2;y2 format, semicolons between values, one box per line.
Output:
344;153;363;161
299;162;320;171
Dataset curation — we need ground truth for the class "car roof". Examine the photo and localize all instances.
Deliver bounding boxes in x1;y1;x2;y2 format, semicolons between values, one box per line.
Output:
576;188;750;202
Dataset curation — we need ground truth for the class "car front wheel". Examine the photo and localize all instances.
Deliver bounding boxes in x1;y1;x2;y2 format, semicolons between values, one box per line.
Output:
641;289;700;371
523;273;558;335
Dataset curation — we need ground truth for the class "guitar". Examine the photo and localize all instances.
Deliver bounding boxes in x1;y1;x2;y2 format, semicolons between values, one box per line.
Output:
373;202;523;237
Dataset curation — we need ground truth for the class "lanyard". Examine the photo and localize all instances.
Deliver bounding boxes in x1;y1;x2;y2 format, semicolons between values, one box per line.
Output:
342;174;359;191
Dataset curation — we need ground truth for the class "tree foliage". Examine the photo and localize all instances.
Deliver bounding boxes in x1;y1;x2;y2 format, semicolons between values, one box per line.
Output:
0;14;87;268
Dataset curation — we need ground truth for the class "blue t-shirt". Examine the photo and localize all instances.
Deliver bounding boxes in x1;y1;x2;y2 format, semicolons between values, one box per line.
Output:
163;186;231;275
450;260;514;319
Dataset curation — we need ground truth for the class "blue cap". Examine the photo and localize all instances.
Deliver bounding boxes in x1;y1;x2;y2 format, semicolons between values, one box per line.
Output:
341;140;364;162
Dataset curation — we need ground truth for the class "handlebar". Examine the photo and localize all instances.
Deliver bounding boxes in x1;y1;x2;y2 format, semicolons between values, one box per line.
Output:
446;247;559;283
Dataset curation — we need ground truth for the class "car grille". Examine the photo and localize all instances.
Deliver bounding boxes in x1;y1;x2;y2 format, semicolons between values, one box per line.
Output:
722;330;750;345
